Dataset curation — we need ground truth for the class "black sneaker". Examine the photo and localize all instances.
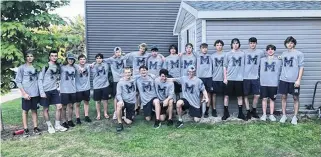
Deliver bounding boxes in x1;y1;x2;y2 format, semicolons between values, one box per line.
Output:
222;111;230;120
204;111;209;118
135;106;141;115
238;112;247;121
62;122;70;129
251;110;259;118
33;127;42;135
154;120;161;129
167;119;174;126
76;118;82;125
68;121;75;127
212;109;217;117
176;121;184;128
84;116;92;122
23;129;30;138
116;123;124;132
246;111;252;120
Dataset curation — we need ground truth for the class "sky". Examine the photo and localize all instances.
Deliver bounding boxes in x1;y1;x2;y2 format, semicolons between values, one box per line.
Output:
54;0;85;18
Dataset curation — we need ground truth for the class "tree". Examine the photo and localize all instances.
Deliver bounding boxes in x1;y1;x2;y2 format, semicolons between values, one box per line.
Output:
1;1;70;94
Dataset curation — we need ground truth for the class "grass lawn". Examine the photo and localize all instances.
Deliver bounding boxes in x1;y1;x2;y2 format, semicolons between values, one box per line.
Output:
1;99;320;157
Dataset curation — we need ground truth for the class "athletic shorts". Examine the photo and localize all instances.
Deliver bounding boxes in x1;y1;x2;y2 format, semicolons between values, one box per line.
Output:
212;81;226;95
122;101;135;121
226;81;243;97
61;93;77;105
76;90;90;102
160;102;169;115
260;86;278;101
200;77;212;92
93;87;110;101
22;96;40;111
40;89;61;107
243;79;260;96
278;80;300;96
180;98;201;118
143;97;158;117
112;82;118;97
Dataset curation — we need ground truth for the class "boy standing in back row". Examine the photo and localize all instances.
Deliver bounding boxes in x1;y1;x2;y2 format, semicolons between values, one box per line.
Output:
279;36;304;125
243;37;265;119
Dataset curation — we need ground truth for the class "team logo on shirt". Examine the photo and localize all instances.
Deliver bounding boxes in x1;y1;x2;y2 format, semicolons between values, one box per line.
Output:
264;62;276;72
115;60;124;69
136;57;146;67
80;69;88;77
28;70;38;81
142;81;152;92
170;60;179;68
247;55;258;65
183;60;193;69
232;57;242;66
149;61;158;70
214;57;224;67
157;85;167;97
185;83;195;94
200;56;210;64
65;71;75;80
49;69;59;80
283;57;294;67
96;66;106;76
125;82;135;93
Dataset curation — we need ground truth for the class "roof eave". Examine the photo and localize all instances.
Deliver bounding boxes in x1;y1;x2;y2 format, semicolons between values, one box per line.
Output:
173;1;198;35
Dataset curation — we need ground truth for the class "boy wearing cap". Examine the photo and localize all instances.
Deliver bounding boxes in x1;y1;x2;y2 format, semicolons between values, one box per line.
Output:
16;50;41;137
171;65;209;128
147;45;164;76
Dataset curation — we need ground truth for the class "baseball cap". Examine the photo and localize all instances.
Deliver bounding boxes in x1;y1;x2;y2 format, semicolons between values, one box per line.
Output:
150;45;158;51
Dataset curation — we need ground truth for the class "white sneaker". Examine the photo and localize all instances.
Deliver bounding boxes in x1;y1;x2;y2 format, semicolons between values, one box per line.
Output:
269;115;277;122
260;114;267;121
291;116;298;125
55;124;67;132
279;115;287;123
113;112;117;120
47;124;56;134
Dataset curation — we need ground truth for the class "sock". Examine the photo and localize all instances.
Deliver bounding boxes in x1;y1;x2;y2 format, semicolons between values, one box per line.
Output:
178;117;183;122
238;105;243;112
24;128;29;132
224;106;228;112
247;109;250;113
252;108;257;112
46;121;52;126
212;108;216;112
55;121;60;126
205;107;209;113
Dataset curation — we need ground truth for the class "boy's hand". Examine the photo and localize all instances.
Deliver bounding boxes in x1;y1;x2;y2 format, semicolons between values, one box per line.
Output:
89;62;95;68
23;93;31;100
40;93;47;98
178;52;183;57
223;79;228;85
294;80;301;87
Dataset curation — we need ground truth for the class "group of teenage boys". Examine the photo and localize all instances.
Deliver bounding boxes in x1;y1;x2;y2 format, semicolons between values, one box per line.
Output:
16;36;304;135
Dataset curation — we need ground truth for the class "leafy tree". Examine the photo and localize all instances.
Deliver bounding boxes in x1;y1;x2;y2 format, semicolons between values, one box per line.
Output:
1;1;71;94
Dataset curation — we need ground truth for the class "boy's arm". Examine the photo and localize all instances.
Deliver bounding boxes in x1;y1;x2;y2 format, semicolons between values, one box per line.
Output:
295;53;305;87
16;66;30;100
38;67;46;98
168;82;175;100
200;81;208;102
223;54;228;84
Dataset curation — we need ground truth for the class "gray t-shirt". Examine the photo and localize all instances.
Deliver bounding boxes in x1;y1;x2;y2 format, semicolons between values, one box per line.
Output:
116;78;136;104
92;62;110;89
38;62;60;95
125;51;151;76
164;54;181;78
224;50;245;81
16;64;39;97
260;57;282;87
136;75;157;106
75;64;91;92
174;76;205;109
60;65;76;93
104;56;126;82
181;53;196;76
211;52;225;81
280;50;305;83
196;52;213;78
154;77;174;101
147;55;164;76
244;49;265;79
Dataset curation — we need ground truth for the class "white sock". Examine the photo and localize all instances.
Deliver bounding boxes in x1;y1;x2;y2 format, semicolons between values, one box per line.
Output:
46;121;52;126
178;118;183;122
55;121;60;126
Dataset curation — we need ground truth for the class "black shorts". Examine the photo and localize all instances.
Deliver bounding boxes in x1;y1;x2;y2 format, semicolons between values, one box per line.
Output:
40;89;61;107
61;93;77;105
93;87;110;101
260;86;278;101
143;97;158;117
226;81;243;97
200;77;212;92
112;82;118;97
212;81;226;95
122;101;135;121
180;98;201;118
160;102;169;115
278;80;300;96
243;79;260;96
22;97;40;111
76;90;90;102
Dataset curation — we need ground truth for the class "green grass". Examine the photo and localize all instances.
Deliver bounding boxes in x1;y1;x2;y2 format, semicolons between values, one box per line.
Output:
1;99;320;157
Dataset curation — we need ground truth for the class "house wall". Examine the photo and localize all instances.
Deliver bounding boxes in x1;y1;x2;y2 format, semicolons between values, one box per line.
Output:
206;19;321;113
